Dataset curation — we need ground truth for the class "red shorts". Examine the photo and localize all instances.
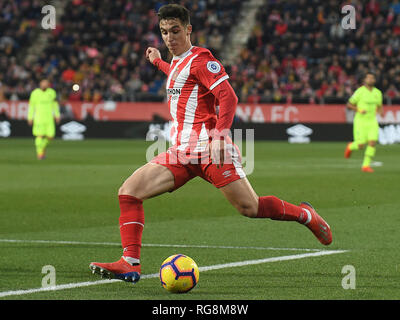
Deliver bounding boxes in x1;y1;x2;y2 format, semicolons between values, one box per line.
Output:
151;143;246;191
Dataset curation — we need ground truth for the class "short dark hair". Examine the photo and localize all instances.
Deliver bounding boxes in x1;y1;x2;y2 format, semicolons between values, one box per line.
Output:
364;71;376;79
157;4;190;26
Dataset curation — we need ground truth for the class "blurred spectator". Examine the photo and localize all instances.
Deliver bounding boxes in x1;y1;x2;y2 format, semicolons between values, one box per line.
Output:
2;0;249;102
3;0;400;105
229;0;400;104
391;0;400;14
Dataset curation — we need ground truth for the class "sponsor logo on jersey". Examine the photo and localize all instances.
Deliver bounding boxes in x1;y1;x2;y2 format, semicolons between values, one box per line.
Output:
207;61;221;74
167;88;181;101
167;88;181;95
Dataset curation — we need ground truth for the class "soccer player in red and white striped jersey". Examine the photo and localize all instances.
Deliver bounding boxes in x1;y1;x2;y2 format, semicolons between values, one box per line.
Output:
89;4;332;284
157;45;231;154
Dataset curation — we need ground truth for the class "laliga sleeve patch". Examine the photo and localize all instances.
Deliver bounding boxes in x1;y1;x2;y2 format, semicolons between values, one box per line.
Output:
207;61;221;74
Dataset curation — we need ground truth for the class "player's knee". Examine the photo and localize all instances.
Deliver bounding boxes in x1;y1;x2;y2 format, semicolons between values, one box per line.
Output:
118;184;129;196
118;180;142;199
236;202;258;218
358;144;365;150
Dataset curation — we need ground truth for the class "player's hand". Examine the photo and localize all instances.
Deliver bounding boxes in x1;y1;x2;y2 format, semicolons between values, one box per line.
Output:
146;47;161;64
27;120;33;126
55;117;60;124
357;109;366;114
210;139;225;168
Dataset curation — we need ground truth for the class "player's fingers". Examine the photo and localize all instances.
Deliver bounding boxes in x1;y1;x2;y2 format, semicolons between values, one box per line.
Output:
217;149;223;168
219;148;225;167
211;149;217;165
211;147;220;167
145;47;153;58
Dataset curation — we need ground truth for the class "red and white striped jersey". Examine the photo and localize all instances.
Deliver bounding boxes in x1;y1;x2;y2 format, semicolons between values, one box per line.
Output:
164;46;229;153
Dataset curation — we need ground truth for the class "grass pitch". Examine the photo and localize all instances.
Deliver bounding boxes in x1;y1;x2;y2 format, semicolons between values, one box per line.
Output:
0;138;399;300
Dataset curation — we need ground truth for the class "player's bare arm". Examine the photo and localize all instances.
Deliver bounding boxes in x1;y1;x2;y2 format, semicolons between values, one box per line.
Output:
377;105;384;116
347;101;366;114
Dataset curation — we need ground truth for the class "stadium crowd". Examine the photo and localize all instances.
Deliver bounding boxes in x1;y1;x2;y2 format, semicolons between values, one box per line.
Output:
0;0;44;102
0;0;246;104
1;0;400;105
233;0;400;104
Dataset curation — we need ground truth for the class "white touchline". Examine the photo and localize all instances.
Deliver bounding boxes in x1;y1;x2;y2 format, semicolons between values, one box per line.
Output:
0;249;348;298
143;243;323;252
198;250;348;272
0;239;325;252
0;239;121;246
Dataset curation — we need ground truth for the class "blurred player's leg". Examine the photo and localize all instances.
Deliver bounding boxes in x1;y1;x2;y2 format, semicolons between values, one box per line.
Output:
362;145;375;168
33;123;55;160
221;178;332;245
34;136;46;159
345;122;365;159
118;194;144;264
361;125;378;172
257;195;332;245
90;162;177;283
33;123;46;159
43;136;50;149
344;141;361;158
362;142;376;172
42;124;55;158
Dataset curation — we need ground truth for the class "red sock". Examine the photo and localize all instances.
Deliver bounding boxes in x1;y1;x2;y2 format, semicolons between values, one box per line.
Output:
256;196;307;223
118;195;144;261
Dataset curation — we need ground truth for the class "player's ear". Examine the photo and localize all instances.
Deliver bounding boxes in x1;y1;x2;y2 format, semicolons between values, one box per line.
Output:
186;24;192;36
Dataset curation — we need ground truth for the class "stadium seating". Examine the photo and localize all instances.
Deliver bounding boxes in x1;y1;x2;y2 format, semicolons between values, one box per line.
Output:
1;0;400;105
235;0;400;104
0;0;248;103
0;0;45;101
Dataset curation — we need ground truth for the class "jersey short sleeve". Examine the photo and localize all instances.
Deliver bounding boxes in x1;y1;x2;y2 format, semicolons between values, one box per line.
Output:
29;89;37;104
349;87;361;105
191;52;229;91
49;88;57;100
28;89;37;121
377;89;383;106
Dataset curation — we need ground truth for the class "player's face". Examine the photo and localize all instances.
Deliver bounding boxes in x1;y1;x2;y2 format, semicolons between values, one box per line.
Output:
364;74;375;87
40;80;49;90
159;18;192;56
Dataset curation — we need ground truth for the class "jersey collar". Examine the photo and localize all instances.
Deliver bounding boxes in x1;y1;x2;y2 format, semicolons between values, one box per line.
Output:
172;46;194;61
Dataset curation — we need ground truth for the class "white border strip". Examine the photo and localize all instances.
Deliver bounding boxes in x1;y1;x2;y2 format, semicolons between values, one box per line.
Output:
0;249;348;298
209;74;229;91
199;250;348;272
0;239;325;252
